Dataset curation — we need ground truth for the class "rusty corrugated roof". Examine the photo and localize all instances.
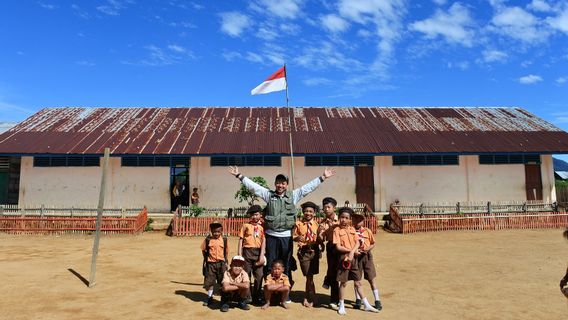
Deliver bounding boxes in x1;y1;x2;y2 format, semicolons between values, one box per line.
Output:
0;107;567;155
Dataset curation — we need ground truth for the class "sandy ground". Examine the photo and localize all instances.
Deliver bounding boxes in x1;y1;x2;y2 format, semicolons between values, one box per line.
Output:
1;229;567;320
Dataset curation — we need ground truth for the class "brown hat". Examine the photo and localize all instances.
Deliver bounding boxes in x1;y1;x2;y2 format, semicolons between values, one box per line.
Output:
338;207;354;216
301;201;319;212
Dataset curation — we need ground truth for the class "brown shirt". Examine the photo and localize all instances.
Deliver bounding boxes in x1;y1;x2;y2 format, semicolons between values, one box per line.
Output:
200;236;228;263
239;222;264;248
294;219;319;247
222;269;250;286
265;273;291;287
332;225;357;251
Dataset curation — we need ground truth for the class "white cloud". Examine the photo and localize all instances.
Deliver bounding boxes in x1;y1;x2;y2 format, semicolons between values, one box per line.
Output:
221;51;242;61
556;77;567;84
256;24;279;40
75;60;95;66
219;12;252;37
303;77;333;86
321;14;350;33
519;74;543;84
447;61;469;70
527;0;553;13
432;0;447;5
410;3;475;47
547;9;568;34
167;44;186;53
295;41;364;72
252;0;303;19
482;49;508;63
123;45;194;66
37;2;57;10
337;0;407;79
0;122;17;133
490;6;550;43
71;4;90;19
97;0;132;16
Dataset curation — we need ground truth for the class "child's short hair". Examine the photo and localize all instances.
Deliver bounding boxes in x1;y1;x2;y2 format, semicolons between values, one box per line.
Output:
322;197;337;207
301;201;318;212
209;221;222;230
246;205;262;215
338;207;354;217
271;259;285;269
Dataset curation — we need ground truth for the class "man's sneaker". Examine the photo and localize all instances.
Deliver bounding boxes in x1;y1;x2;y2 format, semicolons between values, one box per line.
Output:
284;298;292;304
375;300;382;311
353;299;362;310
329;302;339;310
203;297;213;306
238;301;250;310
220;304;230;312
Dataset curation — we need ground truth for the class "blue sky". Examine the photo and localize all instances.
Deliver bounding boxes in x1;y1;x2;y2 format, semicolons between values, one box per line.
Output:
1;0;567;160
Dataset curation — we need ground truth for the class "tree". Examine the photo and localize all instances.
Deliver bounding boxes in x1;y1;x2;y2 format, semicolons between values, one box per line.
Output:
234;176;269;205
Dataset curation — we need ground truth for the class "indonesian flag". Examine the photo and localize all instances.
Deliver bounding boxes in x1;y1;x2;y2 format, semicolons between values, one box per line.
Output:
251;66;287;95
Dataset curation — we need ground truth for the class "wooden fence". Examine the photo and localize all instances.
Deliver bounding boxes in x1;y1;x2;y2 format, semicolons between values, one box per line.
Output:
389;202;567;234
171;215;378;236
0;206;147;234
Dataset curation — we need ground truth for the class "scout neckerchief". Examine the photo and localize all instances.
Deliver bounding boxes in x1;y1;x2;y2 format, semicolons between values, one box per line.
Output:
356;226;365;250
252;221;261;239
304;220;316;242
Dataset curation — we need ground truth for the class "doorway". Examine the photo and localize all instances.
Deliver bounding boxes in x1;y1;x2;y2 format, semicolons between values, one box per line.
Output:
355;166;375;211
170;166;189;211
524;164;543;201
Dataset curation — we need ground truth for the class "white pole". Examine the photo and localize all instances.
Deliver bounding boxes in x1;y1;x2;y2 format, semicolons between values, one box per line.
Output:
285;64;296;190
89;147;110;287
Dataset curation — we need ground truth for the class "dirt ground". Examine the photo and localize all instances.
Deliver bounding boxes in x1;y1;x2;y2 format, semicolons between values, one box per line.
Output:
1;229;567;320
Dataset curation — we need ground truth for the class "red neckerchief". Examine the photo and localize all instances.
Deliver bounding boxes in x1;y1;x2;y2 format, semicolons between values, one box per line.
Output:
251;221;261;239
356;226;365;250
304;220;316;242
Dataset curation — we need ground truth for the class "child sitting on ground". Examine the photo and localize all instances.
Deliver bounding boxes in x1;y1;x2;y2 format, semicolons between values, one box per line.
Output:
220;255;251;312
261;260;291;310
333;207;379;315
201;221;228;307
238;205;266;305
351;212;382;311
293;201;323;307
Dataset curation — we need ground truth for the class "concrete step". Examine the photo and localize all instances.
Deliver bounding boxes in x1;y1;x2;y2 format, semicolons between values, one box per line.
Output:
147;213;173;231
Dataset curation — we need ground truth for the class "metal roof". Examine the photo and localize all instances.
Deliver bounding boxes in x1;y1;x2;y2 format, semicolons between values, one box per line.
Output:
1;107;567;155
556;171;568;180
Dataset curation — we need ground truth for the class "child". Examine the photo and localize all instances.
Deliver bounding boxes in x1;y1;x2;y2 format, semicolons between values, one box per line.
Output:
560;228;568;298
351;212;382;311
333;207;378;315
261;260;291;310
191;187;200;205
293;201;323;307
238;205;266;305
201;221;228;307
220;256;251;312
318;197;339;309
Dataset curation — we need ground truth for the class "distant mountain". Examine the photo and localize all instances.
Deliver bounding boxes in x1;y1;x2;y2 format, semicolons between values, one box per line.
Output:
0;122;17;134
553;157;568;171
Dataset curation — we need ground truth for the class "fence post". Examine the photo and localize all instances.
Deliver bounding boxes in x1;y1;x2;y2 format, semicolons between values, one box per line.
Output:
553;201;558;213
0;205;3;216
522;202;527;213
70;206;74;217
40;204;45;218
487;201;492;215
456;202;460;214
121;207;126;219
177;205;182;217
419;203;424;217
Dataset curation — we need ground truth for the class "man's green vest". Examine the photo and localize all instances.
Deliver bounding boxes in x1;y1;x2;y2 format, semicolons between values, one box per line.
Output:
264;190;296;232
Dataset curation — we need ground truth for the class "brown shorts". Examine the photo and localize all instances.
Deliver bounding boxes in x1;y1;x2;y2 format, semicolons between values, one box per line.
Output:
203;261;227;288
336;254;360;283
297;245;320;276
357;252;377;280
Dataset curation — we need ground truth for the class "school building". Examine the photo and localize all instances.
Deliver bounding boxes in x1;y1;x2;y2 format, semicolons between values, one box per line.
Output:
0;106;567;212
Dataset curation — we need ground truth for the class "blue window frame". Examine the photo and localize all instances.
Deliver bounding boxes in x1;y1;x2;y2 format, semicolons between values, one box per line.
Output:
121;156;190;167
392;155;459;166
478;154;540;165
210;156;281;167
33;156;101;167
304;156;374;166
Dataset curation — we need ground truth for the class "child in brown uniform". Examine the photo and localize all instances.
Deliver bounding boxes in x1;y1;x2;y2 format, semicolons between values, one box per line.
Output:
261;260;291;310
220;255;251;312
318;197;339;309
293;201;323;307
333;207;378;315
201;222;228;307
560;228;568;298
238;205;266;305
352;212;382;311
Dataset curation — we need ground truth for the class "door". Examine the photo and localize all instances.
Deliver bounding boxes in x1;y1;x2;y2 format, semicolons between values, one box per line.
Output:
524;164;543;201
170;166;189;211
355;166;375;211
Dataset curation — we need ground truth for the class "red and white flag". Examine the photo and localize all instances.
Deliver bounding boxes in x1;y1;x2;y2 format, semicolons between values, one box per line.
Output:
251;66;287;95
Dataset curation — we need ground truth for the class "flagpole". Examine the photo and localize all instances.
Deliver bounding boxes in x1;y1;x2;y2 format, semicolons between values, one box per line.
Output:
284;64;295;190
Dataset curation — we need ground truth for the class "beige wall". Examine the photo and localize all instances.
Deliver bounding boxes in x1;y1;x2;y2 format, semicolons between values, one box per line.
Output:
18;154;557;212
19;157;170;211
190;156;356;208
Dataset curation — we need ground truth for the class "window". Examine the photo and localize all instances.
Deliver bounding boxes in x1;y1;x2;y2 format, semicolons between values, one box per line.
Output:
121;156;190;167
33;156;100;167
304;156;374;166
478;154;541;165
392;155;459;166
210;156;281;167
